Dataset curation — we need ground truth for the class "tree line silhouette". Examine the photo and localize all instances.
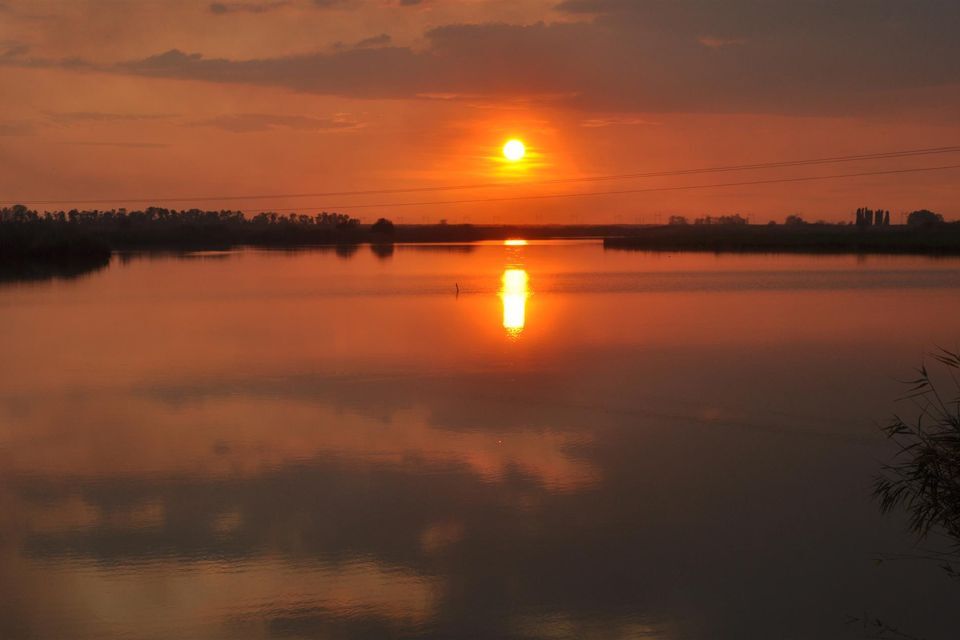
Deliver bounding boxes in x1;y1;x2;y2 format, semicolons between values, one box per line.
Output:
0;203;697;260
609;207;960;254
0;204;366;240
0;204;392;262
663;208;949;228
667;214;750;225
3;202;958;265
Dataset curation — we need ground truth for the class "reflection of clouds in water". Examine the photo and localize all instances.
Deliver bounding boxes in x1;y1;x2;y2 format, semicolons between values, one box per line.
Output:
512;613;672;640
0;359;602;638
0;361;600;637
13;556;438;638
2;349;957;640
0;390;597;491
419;520;464;554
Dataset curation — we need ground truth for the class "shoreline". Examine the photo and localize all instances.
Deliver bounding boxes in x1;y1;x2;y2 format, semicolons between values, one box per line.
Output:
602;224;960;256
6;222;960;270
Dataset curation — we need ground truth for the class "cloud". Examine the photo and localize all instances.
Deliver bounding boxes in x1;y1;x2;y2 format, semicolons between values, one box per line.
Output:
580;116;660;128
0;120;34;136
193;112;363;133
332;33;393;51
208;0;355;10
45;111;175;124
209;1;290;14
0;41;28;59
4;1;960;117
59;141;170;148
116;47;433;99
0;112;177;138
697;36;747;49
354;33;391;49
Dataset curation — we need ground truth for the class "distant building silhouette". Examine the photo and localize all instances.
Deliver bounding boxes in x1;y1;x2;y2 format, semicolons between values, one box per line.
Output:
855;207;890;227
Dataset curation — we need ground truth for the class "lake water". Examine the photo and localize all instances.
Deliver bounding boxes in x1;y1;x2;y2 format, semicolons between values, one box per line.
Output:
1;240;959;639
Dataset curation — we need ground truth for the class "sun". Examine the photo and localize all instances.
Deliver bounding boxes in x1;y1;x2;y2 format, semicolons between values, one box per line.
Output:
502;139;526;162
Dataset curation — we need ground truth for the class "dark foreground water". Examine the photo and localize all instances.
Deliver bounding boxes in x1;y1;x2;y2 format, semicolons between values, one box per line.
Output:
1;240;959;639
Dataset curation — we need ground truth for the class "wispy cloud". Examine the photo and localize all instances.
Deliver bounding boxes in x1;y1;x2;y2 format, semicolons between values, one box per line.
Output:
332;33;392;51
45;111;176;124
0;120;35;136
59;141;170;148
193;112;363;133
0;41;29;59
0;113;176;138
354;33;391;49
209;1;291;15
208;0;355;12
698;36;747;49
581;116;660;128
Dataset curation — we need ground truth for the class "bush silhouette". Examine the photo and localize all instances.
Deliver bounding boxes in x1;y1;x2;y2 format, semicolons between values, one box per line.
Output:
371;218;396;235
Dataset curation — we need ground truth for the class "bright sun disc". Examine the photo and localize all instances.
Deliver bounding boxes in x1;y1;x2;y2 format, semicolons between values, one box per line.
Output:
502;139;526;162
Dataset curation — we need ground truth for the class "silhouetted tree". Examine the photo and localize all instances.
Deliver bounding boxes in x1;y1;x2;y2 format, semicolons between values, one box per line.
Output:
668;215;688;225
907;209;944;227
371;218;395;235
784;214;806;226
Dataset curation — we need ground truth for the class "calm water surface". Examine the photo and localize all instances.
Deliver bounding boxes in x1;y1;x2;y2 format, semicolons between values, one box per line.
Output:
2;240;959;639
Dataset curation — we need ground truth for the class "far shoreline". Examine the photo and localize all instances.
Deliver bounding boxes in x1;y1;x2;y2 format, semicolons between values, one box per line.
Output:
4;202;960;272
7;223;960;258
601;223;960;256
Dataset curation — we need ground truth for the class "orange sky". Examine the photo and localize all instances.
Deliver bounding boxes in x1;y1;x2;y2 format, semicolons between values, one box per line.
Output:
1;0;958;223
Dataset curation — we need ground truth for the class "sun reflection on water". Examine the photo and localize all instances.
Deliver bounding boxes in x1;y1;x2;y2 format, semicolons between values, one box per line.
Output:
500;267;529;336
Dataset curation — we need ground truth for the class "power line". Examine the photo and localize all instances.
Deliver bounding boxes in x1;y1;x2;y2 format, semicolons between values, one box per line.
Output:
236;163;960;212
3;145;959;207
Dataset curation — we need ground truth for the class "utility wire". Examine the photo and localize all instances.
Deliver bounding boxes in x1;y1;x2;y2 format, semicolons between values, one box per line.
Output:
3;145;959;207
233;163;960;213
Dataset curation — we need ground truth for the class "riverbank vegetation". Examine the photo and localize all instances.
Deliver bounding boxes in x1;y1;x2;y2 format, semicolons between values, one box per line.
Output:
604;209;960;254
876;349;960;578
3;205;959;264
0;203;644;258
